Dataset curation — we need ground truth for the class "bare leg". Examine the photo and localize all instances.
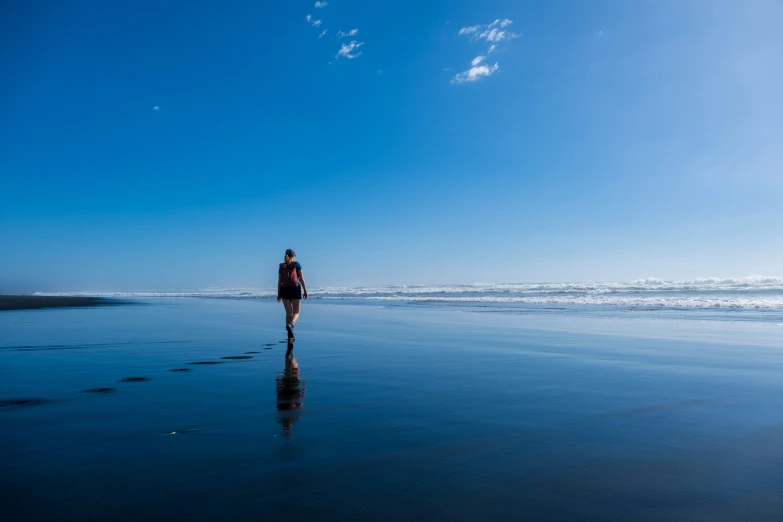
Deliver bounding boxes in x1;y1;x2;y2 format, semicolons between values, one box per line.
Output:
282;299;294;326
290;299;301;325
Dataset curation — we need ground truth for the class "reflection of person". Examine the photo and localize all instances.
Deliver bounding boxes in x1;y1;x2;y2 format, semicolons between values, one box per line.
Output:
277;248;308;341
276;343;305;436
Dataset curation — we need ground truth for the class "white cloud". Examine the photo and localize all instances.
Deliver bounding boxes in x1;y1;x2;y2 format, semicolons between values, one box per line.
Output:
479;27;512;43
318;29;327;38
315;1;328;7
459;19;519;44
336;40;364;59
305;14;322;27
453;18;516;83
597;29;604;37
152;105;160;111
337;29;359;38
451;63;499;83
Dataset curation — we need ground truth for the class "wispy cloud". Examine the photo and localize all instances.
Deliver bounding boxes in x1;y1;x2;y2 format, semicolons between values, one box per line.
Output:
451;63;499;84
152;105;160;111
459;19;519;44
304;6;365;62
336;40;364;59
597;29;604;37
452;18;517;83
480;27;510;43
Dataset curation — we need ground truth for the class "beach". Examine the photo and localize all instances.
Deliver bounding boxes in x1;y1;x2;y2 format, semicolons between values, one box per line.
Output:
2;298;783;521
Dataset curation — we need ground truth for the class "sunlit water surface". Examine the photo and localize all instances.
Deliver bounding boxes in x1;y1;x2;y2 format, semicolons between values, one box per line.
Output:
2;299;783;521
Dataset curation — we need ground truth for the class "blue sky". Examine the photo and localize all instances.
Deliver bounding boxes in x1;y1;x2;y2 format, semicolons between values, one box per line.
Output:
1;0;781;292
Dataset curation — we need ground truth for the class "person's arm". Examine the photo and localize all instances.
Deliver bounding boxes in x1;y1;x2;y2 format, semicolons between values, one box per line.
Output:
298;269;308;299
277;269;283;302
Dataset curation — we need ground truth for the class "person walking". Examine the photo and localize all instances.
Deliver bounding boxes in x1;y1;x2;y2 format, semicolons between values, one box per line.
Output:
277;248;308;341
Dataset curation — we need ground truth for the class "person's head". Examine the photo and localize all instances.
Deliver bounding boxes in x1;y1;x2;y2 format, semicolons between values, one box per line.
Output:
284;248;296;265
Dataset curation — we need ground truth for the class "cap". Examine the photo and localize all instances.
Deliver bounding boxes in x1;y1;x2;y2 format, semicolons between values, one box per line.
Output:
285;248;296;257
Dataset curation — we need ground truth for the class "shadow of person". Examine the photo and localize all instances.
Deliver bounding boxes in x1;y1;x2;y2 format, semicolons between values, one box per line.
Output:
276;342;306;437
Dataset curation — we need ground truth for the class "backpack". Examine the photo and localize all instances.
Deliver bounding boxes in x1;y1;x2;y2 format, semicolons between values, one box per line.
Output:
280;263;299;287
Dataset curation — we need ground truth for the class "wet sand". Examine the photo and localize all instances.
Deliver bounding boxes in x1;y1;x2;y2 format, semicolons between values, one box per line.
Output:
2;298;783;521
0;295;126;311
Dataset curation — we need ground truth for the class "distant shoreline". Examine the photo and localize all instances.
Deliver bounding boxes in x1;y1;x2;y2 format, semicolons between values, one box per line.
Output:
0;295;129;311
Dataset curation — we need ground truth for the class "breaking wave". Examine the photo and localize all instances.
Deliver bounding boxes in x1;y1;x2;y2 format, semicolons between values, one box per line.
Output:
36;276;783;311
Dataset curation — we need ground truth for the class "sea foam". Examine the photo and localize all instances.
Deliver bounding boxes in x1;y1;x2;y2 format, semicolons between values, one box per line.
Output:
35;276;783;311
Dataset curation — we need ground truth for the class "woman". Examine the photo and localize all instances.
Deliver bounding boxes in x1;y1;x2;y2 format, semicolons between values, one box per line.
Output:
277;248;308;341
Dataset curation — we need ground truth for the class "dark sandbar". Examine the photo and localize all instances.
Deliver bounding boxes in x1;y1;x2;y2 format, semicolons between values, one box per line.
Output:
0;295;128;311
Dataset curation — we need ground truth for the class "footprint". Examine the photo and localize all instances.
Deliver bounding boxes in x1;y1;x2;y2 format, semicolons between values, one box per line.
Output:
82;388;116;394
245;351;260;354
120;377;151;383
263;344;275;347
0;398;47;408
221;355;253;360
188;361;224;365
263;347;273;350
168;368;191;372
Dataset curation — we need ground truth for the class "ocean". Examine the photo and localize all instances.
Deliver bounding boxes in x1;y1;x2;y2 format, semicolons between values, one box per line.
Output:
3;283;783;520
38;276;783;323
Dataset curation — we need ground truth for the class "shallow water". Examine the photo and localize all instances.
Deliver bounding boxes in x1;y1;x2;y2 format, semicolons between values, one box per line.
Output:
2;299;783;521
